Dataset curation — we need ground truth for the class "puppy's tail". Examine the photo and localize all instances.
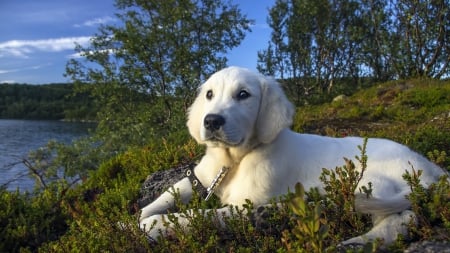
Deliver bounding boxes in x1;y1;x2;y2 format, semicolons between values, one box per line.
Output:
354;193;411;217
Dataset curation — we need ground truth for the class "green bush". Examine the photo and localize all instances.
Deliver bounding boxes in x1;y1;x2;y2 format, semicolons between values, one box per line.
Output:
402;167;450;242
0;186;68;252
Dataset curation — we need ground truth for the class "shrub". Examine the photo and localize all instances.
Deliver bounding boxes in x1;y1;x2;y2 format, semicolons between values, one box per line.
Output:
402;166;450;241
281;183;329;253
319;139;374;242
0;186;68;252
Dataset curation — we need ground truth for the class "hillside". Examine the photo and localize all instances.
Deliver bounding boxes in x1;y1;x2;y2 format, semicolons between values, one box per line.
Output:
294;79;450;169
0;78;449;252
0;83;97;120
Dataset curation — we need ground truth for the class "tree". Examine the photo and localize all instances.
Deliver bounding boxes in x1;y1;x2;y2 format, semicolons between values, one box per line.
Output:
258;0;366;105
65;0;252;150
390;0;450;78
359;0;395;81
259;0;450;105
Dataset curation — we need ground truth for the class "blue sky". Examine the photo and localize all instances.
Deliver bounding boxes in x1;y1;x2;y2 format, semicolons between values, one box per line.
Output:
0;0;274;84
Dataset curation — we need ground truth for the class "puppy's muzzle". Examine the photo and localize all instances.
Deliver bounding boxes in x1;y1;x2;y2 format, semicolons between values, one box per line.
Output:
204;114;225;132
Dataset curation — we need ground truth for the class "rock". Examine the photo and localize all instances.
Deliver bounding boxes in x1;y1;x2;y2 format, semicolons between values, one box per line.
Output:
332;94;347;103
137;163;196;209
404;240;450;253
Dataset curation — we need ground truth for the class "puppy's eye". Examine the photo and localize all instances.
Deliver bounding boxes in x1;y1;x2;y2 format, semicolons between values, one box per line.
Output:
237;90;250;100
206;90;213;100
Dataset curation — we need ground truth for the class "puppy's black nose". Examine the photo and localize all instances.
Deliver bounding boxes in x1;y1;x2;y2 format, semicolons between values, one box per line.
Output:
204;114;225;131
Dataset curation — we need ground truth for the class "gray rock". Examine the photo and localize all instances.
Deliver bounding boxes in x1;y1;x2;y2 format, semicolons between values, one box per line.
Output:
333;94;348;103
404;240;450;253
137;163;195;209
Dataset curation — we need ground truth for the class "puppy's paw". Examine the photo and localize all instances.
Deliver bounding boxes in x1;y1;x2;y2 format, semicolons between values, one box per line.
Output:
250;203;287;233
139;213;190;240
340;235;366;246
140;215;173;239
250;205;271;229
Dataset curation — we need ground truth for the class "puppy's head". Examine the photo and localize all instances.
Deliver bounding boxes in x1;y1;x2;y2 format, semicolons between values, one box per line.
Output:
187;67;294;148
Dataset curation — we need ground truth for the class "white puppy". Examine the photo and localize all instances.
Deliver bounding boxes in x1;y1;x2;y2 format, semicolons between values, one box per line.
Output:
139;67;446;245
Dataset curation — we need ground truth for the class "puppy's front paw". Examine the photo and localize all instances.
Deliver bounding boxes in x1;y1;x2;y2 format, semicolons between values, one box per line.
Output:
140;213;190;240
140;215;173;239
340;235;366;246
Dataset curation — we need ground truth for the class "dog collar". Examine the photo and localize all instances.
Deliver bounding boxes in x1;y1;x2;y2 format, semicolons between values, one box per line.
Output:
205;166;229;201
186;166;229;201
185;168;208;198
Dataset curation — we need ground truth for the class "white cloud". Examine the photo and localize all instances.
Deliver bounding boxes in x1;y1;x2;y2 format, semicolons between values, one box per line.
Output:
0;63;52;75
74;16;116;28
0;36;92;58
0;68;18;74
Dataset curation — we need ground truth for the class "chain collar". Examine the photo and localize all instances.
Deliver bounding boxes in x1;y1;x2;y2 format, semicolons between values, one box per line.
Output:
186;166;229;201
205;167;229;201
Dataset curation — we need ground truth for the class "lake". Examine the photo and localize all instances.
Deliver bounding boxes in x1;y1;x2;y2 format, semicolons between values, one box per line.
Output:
0;119;94;191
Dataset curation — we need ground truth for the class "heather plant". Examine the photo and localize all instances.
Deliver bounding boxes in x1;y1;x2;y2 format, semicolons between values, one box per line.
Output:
402;165;450;241
319;139;374;242
278;139;381;253
151;192;288;252
0;188;65;252
427;150;448;169
281;183;329;253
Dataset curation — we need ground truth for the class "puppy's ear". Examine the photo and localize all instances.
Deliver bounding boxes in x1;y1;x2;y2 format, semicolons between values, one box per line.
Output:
256;77;295;143
186;87;204;144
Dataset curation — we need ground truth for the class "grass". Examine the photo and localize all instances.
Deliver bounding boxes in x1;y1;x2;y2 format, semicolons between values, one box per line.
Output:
293;78;450;169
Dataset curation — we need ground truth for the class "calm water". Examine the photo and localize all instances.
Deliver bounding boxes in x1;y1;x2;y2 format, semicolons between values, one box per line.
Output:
0;119;93;191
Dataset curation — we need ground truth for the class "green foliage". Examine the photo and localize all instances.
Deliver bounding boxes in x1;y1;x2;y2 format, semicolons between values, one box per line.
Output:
25;137;108;191
392;0;450;79
33;139;287;253
66;0;252;152
282;183;328;253
259;0;450;105
427;150;449;169
36;137;202;252
319;139;374;240
400;85;449;108
399;166;450;249
277;139;382;252
0;186;68;252
316;141;379;253
151;200;261;252
404;126;450;162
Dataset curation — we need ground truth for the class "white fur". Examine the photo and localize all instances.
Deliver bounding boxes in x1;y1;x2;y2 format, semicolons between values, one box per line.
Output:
139;67;446;244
